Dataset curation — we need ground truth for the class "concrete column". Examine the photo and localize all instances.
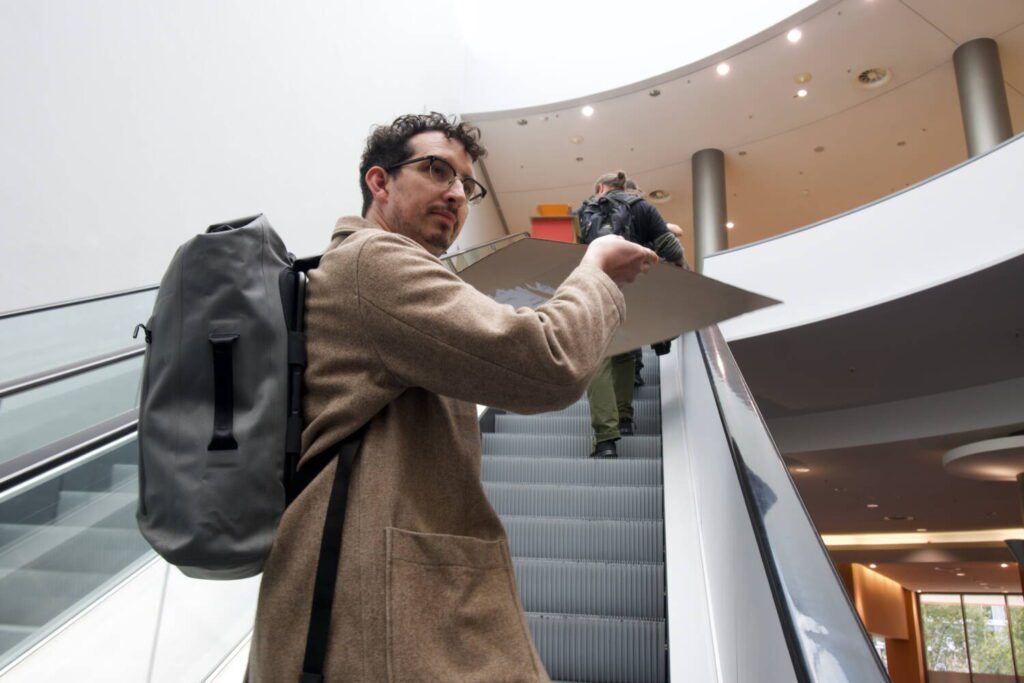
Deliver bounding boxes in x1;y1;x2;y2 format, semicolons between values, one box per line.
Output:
953;38;1013;157
691;148;727;273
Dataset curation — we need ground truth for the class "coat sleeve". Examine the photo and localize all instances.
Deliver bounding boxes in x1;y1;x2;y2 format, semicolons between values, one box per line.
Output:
354;232;625;414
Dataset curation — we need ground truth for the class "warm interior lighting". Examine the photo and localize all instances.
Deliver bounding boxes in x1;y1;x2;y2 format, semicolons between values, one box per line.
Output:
916;528;928;532
581;105;594;117
797;88;808;98
716;63;730;76
1002;563;1011;568
956;572;966;577
822;527;1024;547
726;221;735;229
787;29;802;43
868;563;878;569
793;466;810;473
866;503;879;509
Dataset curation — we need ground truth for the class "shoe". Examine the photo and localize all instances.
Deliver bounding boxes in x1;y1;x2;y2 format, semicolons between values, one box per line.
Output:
618;418;635;436
590;441;618;459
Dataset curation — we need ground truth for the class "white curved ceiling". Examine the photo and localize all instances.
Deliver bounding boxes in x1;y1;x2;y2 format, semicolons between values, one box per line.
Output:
456;0;816;113
467;0;1024;262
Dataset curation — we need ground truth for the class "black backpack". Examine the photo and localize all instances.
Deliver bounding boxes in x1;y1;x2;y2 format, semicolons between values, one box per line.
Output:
577;190;643;244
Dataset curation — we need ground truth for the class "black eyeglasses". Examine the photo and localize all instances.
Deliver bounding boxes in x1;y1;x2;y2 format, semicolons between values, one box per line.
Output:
386;155;488;204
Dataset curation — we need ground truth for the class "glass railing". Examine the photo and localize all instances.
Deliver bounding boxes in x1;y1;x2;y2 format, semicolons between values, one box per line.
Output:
695;324;888;682
443;232;530;274
0;357;142;472
0;434;154;669
0;288;156;387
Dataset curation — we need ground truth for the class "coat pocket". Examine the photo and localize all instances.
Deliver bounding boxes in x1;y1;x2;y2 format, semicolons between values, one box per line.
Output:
385;527;543;683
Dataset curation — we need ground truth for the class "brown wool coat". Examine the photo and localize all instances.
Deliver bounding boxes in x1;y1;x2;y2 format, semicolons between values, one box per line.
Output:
247;217;625;682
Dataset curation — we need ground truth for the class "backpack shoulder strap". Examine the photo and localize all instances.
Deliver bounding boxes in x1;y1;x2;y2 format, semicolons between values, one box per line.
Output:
298;425;368;683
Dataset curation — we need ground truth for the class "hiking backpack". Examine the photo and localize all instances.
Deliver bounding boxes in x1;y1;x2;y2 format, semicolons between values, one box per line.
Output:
135;213;331;580
577;190;643;244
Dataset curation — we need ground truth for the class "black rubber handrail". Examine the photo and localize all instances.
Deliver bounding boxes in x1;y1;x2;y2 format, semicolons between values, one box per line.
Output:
694;325;889;682
0;410;139;494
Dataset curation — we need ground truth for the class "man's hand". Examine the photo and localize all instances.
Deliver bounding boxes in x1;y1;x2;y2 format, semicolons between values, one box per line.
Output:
582;235;659;285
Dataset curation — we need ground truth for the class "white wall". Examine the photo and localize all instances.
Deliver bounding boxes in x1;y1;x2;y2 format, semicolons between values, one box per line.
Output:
0;0;465;312
703;133;1024;342
457;0;818;115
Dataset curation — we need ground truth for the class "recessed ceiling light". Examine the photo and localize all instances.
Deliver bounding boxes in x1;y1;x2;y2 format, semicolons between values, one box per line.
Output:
917;528;928;532
647;190;672;204
797;89;808;98
956;572;966;577
795;72;812;84
581;105;594;117
1002;563;1010;568
857;67;892;89
814;146;825;153
575;157;584;162
649;89;661;97
738;151;747;156
869;563;878;569
726;221;735;229
716;63;731;76
897;140;907;146
787;29;802;43
866;503;879;509
570;136;584;144
793;467;810;473
516;119;528;126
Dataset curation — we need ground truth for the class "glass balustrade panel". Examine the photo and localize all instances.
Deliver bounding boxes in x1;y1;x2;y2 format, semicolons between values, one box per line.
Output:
0;289;156;386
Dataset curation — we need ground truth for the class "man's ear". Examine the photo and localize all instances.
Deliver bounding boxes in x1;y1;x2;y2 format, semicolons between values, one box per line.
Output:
365;166;389;205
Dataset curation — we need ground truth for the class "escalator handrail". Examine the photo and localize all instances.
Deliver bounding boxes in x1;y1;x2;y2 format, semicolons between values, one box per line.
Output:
0;410;139;494
0;232;530;321
0;285;160;320
694;325;889;682
0;345;145;399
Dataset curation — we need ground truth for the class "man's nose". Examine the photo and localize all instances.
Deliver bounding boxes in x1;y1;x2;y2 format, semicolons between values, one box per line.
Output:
444;179;468;206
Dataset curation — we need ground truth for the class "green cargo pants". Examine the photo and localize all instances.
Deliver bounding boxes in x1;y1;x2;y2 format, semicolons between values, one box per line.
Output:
587;352;635;445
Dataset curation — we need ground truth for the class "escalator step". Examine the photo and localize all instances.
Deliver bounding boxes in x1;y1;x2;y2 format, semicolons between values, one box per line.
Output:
502;518;663;563
0;625;34;657
494;415;660;437
55;490;135;521
534;399;660;421
514;558;665;619
0;526;150;574
527;613;666;683
483;434;661;459
482;457;661;486
0;568;109;626
485;484;662;520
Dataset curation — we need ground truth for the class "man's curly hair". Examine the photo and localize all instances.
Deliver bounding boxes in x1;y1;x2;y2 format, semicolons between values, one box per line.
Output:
359;112;487;216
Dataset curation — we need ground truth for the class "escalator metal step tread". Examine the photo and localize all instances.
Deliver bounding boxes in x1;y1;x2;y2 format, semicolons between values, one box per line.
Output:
0;568;109;626
484;483;663;520
483;434;661;459
501;517;664;563
494;415;660;436
0;625;34;657
513;558;665;620
536;400;660;421
527;613;666;683
0;525;150;574
482;457;661;486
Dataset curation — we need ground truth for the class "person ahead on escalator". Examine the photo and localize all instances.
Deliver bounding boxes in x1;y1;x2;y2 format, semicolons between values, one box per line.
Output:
577;171;685;458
